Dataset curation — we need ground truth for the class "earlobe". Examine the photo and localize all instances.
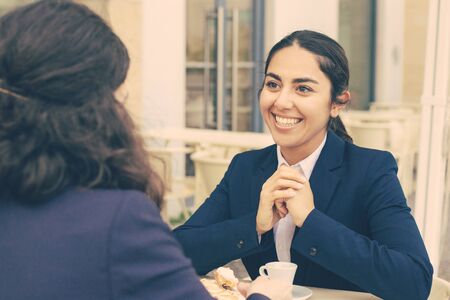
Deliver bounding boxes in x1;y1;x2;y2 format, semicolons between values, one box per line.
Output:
330;102;345;118
330;106;341;118
330;90;350;118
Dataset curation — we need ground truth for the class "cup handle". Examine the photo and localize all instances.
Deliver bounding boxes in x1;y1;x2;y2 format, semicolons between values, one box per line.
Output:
259;266;269;278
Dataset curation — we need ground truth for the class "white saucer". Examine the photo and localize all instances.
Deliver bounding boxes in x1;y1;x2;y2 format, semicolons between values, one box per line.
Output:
292;285;313;300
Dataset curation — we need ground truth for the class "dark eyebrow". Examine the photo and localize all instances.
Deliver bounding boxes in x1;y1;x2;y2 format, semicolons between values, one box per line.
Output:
265;72;281;81
292;77;319;85
265;72;319;85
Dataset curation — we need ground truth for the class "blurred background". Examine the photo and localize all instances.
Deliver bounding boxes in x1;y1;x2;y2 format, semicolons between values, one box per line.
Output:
1;0;449;282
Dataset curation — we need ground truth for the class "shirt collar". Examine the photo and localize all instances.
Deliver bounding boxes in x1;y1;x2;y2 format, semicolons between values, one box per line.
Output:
276;133;327;179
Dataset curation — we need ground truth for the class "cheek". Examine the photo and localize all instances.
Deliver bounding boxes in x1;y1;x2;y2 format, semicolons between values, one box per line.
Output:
259;91;274;112
294;98;332;121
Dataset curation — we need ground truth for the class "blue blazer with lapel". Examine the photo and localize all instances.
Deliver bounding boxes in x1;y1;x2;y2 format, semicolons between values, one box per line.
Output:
174;130;433;300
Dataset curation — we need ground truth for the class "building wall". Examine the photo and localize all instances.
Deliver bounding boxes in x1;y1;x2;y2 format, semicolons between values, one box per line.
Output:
109;0;143;124
79;0;186;133
267;0;339;52
141;0;186;131
76;0;109;19
375;0;404;104
402;0;429;104
78;0;144;127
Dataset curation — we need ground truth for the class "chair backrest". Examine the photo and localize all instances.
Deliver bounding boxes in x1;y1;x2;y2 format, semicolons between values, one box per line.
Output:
428;276;450;300
345;120;398;151
369;101;422;114
148;146;195;223
341;110;419;198
341;110;408;154
148;146;194;188
149;149;172;187
190;150;231;209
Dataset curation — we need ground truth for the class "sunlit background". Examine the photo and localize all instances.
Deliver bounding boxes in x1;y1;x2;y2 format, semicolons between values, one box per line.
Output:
1;0;448;283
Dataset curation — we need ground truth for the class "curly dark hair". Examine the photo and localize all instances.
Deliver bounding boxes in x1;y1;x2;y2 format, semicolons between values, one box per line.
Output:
0;0;163;206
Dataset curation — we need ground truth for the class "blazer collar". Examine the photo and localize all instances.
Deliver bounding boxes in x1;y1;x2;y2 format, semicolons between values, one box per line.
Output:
314;129;345;171
250;145;277;211
308;130;345;212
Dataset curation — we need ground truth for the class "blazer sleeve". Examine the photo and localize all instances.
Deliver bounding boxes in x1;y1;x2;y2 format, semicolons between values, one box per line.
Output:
291;152;433;300
174;154;265;275
108;192;214;300
108;192;269;300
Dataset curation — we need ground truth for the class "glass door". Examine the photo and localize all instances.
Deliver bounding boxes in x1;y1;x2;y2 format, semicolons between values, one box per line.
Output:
338;0;376;109
186;0;265;131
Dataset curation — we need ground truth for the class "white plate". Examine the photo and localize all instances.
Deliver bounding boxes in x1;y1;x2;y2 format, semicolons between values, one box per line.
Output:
292;285;313;300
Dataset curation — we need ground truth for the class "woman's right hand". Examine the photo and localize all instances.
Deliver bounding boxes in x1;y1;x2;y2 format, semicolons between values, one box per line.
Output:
256;165;305;235
238;276;293;300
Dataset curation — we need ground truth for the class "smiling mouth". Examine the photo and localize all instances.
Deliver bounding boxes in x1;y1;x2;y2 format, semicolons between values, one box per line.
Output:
273;113;303;128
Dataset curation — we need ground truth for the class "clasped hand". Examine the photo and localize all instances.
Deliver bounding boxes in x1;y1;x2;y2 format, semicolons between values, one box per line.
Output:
256;165;315;235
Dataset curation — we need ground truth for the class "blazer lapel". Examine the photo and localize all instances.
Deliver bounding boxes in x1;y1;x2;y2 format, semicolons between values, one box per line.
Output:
309;130;345;213
250;145;278;212
249;145;279;260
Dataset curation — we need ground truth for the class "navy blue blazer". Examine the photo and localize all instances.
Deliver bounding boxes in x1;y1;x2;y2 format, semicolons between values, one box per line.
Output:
0;189;267;300
174;130;433;300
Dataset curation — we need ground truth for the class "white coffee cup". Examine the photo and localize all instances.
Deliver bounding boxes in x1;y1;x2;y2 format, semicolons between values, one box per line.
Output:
258;262;298;284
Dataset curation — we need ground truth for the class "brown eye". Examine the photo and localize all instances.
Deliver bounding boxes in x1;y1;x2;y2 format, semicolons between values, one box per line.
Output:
297;86;311;93
265;81;279;89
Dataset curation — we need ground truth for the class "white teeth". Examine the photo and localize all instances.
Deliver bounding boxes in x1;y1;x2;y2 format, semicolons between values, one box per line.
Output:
275;115;301;127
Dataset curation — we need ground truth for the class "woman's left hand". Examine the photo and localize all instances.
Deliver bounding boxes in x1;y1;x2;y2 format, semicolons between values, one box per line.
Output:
284;179;315;227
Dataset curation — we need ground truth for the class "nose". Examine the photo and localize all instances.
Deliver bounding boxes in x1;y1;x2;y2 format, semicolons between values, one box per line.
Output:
274;88;294;110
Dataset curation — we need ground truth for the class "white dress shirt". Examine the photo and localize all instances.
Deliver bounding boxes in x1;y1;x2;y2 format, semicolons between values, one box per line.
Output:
274;134;327;262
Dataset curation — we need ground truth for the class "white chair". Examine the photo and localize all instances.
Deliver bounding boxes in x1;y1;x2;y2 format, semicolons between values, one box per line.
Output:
345;120;400;150
193;143;243;159
149;146;195;223
367;107;422;192
342;110;416;198
356;106;421;169
428;276;450;300
190;150;231;210
369;101;421;114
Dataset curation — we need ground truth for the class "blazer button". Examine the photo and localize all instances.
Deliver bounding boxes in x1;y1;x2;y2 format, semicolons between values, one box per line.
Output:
237;240;245;248
309;247;318;256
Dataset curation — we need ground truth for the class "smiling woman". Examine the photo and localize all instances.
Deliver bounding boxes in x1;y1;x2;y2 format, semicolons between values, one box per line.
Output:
174;30;433;300
259;44;348;164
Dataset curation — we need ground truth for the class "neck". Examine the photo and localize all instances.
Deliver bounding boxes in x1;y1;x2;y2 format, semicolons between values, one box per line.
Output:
280;129;326;165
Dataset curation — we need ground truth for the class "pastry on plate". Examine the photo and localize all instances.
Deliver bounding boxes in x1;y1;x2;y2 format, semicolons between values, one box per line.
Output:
200;267;244;300
214;267;239;290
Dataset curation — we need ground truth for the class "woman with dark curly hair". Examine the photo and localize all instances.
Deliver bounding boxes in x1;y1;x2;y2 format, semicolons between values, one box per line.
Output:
0;1;289;299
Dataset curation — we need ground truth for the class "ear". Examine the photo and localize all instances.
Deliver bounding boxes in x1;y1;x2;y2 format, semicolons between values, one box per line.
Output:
330;90;350;118
114;83;129;103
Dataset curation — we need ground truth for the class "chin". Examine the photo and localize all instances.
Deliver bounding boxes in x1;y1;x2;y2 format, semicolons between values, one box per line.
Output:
272;135;305;149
